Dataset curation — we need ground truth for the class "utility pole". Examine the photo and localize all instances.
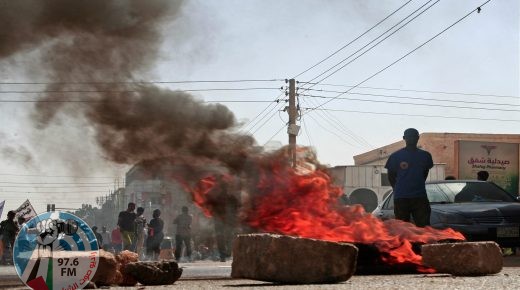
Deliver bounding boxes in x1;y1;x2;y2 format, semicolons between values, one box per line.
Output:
287;79;299;168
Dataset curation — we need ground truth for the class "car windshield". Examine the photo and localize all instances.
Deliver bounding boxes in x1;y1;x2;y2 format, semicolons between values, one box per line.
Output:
426;182;516;203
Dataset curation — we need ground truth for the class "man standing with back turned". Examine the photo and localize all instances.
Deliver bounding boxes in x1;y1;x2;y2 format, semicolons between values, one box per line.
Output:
118;202;136;251
173;206;192;262
385;128;433;227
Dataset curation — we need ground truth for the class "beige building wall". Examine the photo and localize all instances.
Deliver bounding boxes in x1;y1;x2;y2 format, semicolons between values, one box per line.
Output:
354;133;520;178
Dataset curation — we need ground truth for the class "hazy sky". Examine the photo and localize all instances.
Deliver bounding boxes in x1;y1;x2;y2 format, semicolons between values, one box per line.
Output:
1;0;518;218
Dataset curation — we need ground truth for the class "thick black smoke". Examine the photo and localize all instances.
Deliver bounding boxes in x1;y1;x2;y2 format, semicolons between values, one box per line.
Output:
0;0;260;178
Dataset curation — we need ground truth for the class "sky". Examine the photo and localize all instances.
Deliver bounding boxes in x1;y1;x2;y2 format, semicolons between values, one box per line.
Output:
0;0;518;219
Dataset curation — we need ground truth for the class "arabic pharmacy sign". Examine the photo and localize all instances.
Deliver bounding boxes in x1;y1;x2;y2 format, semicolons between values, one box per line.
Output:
458;140;519;194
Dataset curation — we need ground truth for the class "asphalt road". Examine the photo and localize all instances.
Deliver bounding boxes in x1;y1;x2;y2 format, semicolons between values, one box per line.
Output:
2;257;520;289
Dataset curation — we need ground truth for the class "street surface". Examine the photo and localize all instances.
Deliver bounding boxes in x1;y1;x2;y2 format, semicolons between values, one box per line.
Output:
1;257;520;289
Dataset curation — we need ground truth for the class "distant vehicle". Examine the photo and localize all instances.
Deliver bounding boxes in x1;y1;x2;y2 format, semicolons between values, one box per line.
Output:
372;180;520;247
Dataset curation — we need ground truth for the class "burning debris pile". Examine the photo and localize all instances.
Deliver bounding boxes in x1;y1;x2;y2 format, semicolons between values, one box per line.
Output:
191;149;466;273
0;0;478;281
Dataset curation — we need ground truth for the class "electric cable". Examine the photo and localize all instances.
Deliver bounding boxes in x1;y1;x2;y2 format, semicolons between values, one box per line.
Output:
304;0;493;114
301;106;519;122
292;0;414;78
302;89;520;107
298;0;440;95
263;123;288;146
298;93;372;147
0;87;281;94
301;82;519;99
301;115;314;148
300;93;520;112
305;112;359;147
251;101;288;135
0;173;117;178
0;79;285;85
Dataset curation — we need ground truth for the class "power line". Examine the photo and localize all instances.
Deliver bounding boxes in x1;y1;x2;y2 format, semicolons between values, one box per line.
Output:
205;100;278;103
0;79;285;85
300;82;519;99
292;0;414;78
305;113;358;147
305;0;493;114
1;191;107;194
240;91;288;135
302;89;520;106
298;0;440;95
300;116;314;148
0;185;110;188
0;87;282;94
251;102;288;135
297;96;372;148
238;91;287;133
0;198;97;204
302;107;520;123
0;99;104;103
0;173;117;178
0;99;281;104
0;181;112;184
263;123;288;146
300;93;520;112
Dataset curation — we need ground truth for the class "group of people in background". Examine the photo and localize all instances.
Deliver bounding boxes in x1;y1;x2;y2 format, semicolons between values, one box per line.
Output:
1;199;236;265
92;198;236;263
97;202;165;260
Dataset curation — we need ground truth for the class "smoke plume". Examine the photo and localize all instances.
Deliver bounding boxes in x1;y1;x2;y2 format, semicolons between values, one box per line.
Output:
1;0;260;178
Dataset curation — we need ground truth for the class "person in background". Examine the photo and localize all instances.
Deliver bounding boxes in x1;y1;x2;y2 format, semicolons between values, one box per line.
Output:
118;202;136;251
17;216;26;228
100;226;111;251
385;128;434;227
92;226;103;248
173;206;193;261
477;170;489;181
210;174;239;262
146;209;164;260
134;207;146;259
0;211;19;265
111;226;123;254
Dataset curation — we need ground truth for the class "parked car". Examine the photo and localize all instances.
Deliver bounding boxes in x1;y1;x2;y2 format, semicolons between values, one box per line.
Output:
372;180;520;247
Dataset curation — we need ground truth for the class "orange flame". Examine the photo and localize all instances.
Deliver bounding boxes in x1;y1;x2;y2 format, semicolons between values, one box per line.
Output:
190;156;465;271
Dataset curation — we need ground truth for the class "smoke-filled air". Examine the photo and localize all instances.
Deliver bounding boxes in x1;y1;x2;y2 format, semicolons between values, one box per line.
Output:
0;0;465;270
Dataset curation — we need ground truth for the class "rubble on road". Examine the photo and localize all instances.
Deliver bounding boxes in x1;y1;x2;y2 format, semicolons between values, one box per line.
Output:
90;250;183;287
91;250;119;286
231;233;358;284
115;250;139;286
91;250;139;287
422;241;503;276
124;260;183;285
